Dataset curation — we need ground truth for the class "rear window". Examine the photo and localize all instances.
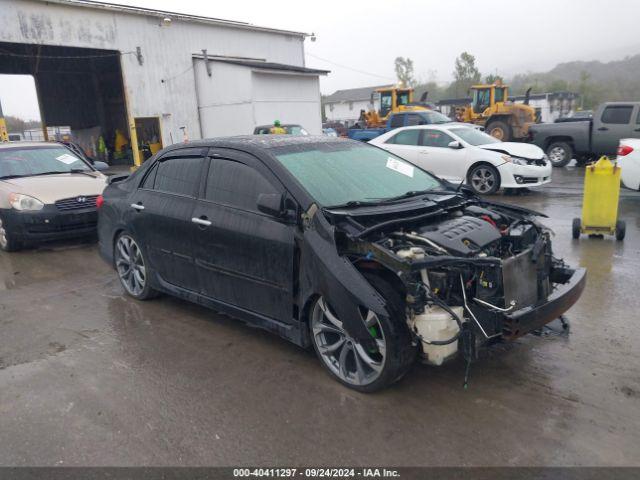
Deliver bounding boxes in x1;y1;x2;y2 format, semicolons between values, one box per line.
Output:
147;157;202;196
601;106;633;124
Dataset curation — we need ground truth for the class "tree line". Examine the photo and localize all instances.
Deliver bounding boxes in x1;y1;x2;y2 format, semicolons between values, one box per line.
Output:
394;51;640;109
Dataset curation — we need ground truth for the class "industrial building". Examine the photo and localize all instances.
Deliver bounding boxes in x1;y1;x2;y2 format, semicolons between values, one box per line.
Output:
0;0;327;165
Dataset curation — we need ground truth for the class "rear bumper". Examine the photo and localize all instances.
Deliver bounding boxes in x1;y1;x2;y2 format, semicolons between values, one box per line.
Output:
1;206;98;243
502;267;587;340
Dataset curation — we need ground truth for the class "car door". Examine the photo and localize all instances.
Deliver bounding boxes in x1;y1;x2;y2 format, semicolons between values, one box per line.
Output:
190;149;296;324
592;104;638;155
127;148;205;291
415;129;465;181
380;128;421;164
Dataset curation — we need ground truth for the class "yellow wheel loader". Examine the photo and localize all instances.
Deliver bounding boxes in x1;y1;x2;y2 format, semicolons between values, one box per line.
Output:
457;82;536;142
361;87;433;128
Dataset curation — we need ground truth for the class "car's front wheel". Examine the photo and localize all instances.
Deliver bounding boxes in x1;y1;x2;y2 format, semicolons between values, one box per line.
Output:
468;164;500;195
114;232;158;300
309;276;416;392
0;215;23;252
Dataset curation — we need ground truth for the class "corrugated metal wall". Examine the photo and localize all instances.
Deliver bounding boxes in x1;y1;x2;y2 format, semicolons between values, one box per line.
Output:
0;0;313;143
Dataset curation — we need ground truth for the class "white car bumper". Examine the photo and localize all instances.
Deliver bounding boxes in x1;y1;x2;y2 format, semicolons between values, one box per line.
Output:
498;162;553;189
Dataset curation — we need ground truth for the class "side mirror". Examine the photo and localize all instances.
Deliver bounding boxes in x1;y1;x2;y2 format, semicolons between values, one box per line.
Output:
448;140;463;149
93;161;109;172
257;193;284;217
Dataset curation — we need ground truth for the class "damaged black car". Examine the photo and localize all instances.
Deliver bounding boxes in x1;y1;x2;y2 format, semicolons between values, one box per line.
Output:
97;136;586;392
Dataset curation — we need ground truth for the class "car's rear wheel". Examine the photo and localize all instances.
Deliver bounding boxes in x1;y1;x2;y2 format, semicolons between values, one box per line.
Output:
546;141;573;167
115;232;158;300
468;164;500;195
309;276;416;392
0;216;22;252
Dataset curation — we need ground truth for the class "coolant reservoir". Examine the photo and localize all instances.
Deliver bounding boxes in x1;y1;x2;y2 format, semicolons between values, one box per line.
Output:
414;305;463;366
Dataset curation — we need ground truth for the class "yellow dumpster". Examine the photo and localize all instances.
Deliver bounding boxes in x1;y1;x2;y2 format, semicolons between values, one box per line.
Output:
573;156;625;240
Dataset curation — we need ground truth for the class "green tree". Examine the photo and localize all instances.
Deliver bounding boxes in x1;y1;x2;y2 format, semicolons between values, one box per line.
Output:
452;51;481;96
394;57;416;88
484;73;503;84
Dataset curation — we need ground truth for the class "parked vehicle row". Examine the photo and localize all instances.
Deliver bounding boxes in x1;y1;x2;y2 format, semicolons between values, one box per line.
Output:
0;136;585;391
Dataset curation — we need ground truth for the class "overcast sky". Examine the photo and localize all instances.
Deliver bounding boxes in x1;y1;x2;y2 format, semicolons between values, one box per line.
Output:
2;0;639;121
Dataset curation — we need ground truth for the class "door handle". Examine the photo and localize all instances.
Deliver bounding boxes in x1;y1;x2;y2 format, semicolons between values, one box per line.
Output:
597;127;608;131
130;203;145;211
634;128;640;132
419;150;430;154
192;217;212;227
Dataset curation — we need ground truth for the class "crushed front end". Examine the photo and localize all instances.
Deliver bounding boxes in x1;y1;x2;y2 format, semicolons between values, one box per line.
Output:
327;194;586;367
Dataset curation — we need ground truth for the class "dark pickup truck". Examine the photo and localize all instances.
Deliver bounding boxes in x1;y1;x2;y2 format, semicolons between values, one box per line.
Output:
529;102;640;166
347;110;452;142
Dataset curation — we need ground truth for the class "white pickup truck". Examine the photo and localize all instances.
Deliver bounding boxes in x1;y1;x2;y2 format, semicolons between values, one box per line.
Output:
617;138;640;191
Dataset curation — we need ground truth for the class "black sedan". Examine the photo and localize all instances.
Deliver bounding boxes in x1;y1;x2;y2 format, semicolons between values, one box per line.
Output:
97;136;585;392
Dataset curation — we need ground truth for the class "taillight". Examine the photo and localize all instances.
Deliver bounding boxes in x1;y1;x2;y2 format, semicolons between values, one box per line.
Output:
617;145;633;156
96;195;104;209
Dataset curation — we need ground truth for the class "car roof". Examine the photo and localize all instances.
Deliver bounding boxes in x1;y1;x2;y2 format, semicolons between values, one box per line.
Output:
0;141;62;149
165;135;350;153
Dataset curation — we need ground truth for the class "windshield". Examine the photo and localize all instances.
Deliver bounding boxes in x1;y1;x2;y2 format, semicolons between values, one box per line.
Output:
449;127;500;146
285;126;309;136
0;146;91;179
273;142;441;207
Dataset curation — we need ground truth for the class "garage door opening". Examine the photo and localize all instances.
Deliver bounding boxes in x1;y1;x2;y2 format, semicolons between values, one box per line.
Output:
0;41;135;165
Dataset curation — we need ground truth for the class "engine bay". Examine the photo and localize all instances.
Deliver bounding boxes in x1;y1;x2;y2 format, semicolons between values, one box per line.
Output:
326;194;576;371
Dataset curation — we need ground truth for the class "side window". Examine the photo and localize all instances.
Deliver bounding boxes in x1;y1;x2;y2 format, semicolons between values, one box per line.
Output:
205;158;279;211
601;106;633;124
420;130;453;148
389;115;405;128
140;163;158;189
406;114;425;126
152;156;202;196
635;109;640;124
386;129;420;146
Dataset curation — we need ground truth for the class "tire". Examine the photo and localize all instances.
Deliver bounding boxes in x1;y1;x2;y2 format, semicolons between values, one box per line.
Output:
486;120;512;142
572;218;581;240
546;141;573;167
467;163;500;195
114;231;159;300
309;274;416;392
0;215;23;252
615;220;626;241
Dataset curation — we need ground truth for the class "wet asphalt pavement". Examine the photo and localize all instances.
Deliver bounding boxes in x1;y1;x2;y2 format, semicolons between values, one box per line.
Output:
0;166;639;467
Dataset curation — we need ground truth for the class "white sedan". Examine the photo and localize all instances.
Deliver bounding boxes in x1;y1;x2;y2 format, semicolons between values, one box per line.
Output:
369;124;552;195
618;138;640;191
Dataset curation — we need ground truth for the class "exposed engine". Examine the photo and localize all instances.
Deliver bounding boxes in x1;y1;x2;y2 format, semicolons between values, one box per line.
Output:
328;195;579;372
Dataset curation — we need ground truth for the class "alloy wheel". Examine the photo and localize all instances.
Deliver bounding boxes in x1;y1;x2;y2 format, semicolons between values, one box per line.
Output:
0;218;7;249
115;235;147;296
311;296;386;386
470;167;497;193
